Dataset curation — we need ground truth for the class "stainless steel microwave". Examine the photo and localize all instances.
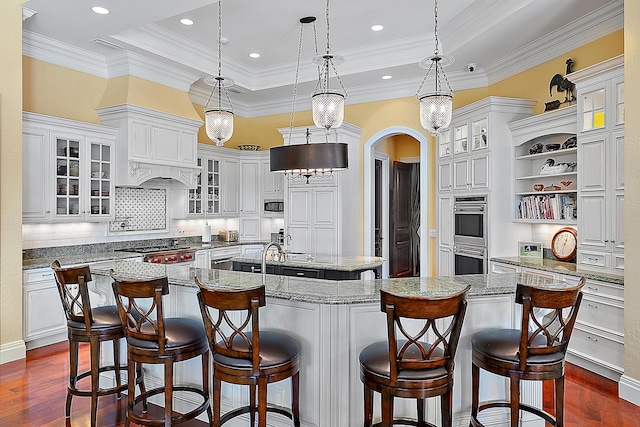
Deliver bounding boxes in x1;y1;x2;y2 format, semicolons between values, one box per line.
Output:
264;200;284;213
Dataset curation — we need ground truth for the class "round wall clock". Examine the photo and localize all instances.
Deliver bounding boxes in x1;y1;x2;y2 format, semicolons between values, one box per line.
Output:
551;227;578;261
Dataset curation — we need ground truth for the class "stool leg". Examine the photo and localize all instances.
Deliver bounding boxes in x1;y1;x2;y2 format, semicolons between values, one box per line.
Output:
509;372;520;427
258;377;268;427
213;376;221;427
165;359;174;426
291;371;300;427
126;359;135;427
136;362;147;413
555;375;565;427
470;362;479;422
66;339;79;418
440;390;452;427
202;351;212;425
381;389;394;427
363;384;373;427
417;398;424;426
114;338;122;399
90;337;100;427
249;384;256;426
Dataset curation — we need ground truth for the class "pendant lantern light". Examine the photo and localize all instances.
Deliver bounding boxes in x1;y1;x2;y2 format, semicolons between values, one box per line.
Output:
311;0;347;131
416;0;454;136
269;17;348;184
203;0;234;146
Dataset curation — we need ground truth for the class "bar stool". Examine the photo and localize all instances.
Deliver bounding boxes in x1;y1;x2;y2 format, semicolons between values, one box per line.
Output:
51;260;131;426
469;278;585;427
359;285;470;427
110;272;212;427
195;278;301;427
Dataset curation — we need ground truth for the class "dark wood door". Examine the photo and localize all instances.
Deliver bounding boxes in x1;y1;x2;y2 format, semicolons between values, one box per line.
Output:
374;159;383;257
390;161;412;277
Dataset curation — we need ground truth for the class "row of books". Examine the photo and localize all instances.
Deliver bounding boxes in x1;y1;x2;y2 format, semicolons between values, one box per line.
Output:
517;194;576;220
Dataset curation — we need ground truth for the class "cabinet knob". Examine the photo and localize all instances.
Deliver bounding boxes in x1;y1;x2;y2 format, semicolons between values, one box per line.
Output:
586;336;599;343
604;239;609;243
611;239;616;243
587;303;599;309
587;285;599;291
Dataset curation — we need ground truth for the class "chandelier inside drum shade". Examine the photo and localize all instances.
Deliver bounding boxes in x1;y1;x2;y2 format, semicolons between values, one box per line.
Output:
269;17;348;184
311;0;347;131
203;0;234;146
415;0;454;136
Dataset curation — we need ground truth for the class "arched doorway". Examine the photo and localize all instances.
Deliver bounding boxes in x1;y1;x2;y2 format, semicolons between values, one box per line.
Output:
363;127;430;278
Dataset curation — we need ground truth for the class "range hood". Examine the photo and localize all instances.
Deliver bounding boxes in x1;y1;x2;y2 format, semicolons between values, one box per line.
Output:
97;104;202;188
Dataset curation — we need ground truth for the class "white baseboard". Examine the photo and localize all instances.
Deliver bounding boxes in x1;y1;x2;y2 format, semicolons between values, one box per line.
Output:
619;375;640;406
0;340;27;364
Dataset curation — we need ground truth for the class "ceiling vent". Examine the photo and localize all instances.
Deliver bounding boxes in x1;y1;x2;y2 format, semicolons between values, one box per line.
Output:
90;38;123;50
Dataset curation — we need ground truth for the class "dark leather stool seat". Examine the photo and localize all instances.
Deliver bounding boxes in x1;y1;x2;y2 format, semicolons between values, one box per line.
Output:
196;278;301;427
52;260;142;427
111;273;212;427
359;286;470;427
469;278;585;427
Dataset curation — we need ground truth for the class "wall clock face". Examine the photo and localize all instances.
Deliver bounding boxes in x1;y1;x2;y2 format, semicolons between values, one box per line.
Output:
551;227;577;262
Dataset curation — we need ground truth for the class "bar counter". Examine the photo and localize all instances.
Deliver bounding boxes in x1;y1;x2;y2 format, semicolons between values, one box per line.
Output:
91;261;566;427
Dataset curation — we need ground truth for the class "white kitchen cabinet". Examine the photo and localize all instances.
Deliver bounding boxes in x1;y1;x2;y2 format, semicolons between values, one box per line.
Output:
194;250;210;269
221;157;239;215
261;157;284;197
490;261;520;274
240;157;260;215
280;124;362;257
23;268;67;350
562;275;624;381
239;216;261;241
22;113;116;223
570;55;624;273
435;98;535;275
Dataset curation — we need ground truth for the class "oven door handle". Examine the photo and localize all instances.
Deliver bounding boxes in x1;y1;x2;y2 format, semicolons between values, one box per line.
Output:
454;206;485;213
453;246;485;258
211;257;234;265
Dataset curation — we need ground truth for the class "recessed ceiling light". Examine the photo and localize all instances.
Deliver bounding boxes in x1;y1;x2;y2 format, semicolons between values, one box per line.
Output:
371;25;384;32
180;18;194;26
381;75;392;80
249;52;261;59
91;6;110;15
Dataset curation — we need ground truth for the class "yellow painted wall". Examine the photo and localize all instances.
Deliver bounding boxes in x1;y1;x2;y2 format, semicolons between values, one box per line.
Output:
623;3;640;385
0;0;26;360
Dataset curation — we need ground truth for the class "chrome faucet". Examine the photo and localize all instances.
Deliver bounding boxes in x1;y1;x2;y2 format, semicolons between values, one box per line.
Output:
261;242;285;276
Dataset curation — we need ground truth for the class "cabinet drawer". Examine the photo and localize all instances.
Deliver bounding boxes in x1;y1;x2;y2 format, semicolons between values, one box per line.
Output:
491;262;519;274
577;250;609;269
211;246;242;257
562;276;624;300
577;295;624;334
24;268;55;284
569;325;623;372
613;254;624;271
281;267;321;278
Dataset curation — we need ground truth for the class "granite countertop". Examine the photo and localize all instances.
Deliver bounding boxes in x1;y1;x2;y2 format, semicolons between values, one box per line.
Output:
91;260;571;305
233;253;385;272
22;240;271;270
491;257;624;285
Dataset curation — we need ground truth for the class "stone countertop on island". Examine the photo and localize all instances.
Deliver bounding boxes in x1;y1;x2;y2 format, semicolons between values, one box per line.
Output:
233;253;385;272
92;260;571;305
491;256;624;285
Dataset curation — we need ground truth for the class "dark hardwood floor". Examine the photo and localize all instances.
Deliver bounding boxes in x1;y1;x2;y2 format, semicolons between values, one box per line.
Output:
1;341;640;426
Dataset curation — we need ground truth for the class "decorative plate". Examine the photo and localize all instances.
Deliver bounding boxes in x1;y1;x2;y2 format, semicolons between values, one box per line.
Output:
238;144;260;151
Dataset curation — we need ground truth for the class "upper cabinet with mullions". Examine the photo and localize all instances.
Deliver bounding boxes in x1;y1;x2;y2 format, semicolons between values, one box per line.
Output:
23;113;116;223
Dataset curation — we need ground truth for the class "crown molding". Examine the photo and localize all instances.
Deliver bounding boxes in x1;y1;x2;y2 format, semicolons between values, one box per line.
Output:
485;0;623;85
22;30;108;78
105;51;201;92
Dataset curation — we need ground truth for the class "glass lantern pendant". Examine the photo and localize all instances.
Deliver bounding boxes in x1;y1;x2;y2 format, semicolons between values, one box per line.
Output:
204;1;234;146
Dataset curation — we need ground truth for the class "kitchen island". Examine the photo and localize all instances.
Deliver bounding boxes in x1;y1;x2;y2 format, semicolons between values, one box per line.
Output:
231;253;385;279
90;261;565;427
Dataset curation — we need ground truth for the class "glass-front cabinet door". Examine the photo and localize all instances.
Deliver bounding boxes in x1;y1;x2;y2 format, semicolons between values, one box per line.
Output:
471;118;488;151
615;81;624;126
206;158;220;215
581;88;606;132
438;130;451;158
189;158;203;214
55;137;81;217
89;141;112;217
453;124;468;155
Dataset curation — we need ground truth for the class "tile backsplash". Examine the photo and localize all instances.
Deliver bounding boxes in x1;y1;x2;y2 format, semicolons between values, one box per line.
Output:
109;187;167;232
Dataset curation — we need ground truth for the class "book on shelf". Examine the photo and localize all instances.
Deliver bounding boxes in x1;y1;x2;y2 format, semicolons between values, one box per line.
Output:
516;194;576;221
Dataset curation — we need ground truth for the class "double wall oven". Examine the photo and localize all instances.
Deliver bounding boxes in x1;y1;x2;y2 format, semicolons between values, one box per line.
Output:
453;196;487;275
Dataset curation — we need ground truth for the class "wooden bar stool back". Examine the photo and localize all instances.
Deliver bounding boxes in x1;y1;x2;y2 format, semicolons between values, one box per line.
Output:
111;272;211;427
359;285;470;427
470;278;585;427
51;260;127;427
195;278;301;427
